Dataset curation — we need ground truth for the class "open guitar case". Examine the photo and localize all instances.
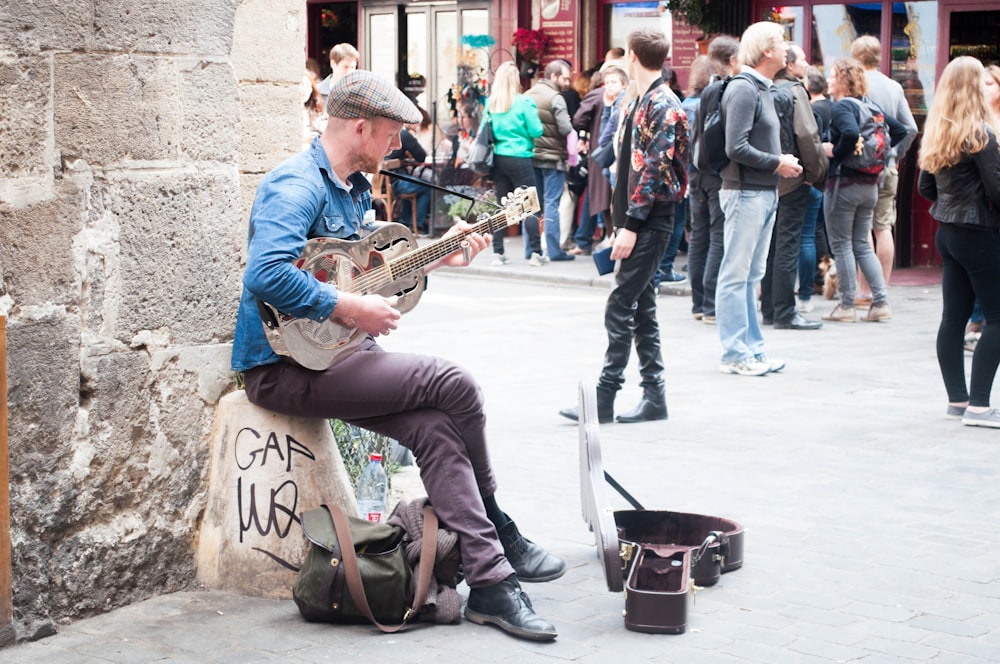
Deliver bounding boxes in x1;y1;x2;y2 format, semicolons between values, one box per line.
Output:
577;381;745;634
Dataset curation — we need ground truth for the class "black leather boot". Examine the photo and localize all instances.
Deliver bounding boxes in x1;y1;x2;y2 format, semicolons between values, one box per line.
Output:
465;575;558;641
558;386;615;424
616;396;668;423
496;516;567;582
620;287;667;424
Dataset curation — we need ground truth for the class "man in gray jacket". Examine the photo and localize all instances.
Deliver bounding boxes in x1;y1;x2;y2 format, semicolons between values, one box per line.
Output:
526;61;576;263
760;43;828;331
851;36;918;289
716;22;802;376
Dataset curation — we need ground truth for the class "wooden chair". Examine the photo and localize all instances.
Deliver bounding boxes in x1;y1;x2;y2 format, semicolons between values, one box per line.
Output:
394;192;420;235
370;169;394;222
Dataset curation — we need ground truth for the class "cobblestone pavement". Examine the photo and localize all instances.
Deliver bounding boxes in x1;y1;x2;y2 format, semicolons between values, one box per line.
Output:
7;237;1000;663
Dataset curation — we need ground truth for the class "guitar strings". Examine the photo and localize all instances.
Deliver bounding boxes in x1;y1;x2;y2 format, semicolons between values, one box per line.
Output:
348;211;512;294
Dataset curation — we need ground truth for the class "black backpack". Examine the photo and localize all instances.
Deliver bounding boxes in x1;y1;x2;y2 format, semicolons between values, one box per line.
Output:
695;73;760;175
772;80;798;157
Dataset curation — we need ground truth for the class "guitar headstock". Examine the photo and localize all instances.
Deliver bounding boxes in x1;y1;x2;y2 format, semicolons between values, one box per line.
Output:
499;186;541;227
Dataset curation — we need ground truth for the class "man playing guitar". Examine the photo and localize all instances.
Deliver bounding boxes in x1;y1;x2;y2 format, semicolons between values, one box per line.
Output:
231;70;563;641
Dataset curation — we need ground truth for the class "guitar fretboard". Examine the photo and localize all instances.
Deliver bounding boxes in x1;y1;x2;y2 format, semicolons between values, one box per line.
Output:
349;205;525;294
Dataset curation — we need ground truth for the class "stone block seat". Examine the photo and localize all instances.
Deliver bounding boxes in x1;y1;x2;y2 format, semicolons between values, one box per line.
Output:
196;390;356;599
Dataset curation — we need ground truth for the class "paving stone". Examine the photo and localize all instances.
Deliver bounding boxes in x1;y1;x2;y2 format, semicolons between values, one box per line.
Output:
7;259;1000;662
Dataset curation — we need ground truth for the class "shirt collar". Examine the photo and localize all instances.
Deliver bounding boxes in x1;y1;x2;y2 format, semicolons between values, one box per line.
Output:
741;65;774;87
307;136;372;196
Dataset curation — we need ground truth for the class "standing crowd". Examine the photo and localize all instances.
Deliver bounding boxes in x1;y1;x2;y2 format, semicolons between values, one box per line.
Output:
540;25;1000;429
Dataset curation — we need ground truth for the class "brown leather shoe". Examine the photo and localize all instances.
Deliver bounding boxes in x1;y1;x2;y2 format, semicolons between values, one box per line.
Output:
863;303;892;322
822;304;857;323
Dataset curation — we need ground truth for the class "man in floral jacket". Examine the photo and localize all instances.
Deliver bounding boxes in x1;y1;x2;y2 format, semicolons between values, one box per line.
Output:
559;28;688;425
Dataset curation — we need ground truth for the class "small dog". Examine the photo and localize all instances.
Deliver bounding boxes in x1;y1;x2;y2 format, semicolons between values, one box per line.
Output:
819;255;839;300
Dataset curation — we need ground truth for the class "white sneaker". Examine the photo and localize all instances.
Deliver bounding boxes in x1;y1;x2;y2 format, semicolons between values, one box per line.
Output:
797;299;814;313
719;358;770;376
491;254;509;267
529;252;547;267
755;353;785;373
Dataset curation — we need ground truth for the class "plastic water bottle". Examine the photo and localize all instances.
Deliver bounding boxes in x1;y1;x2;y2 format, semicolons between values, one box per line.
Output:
355;453;387;523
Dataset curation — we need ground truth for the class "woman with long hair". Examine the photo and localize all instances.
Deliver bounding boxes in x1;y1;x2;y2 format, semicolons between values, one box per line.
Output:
985;64;1000;119
918;56;1000;427
820;58;907;323
453;100;482;167
485;61;545;265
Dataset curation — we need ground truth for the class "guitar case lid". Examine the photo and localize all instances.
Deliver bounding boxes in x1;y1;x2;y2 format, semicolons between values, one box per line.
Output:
578;381;745;595
577;380;625;592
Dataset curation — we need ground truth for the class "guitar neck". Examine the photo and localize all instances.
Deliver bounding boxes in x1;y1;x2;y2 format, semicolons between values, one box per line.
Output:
387;211;514;275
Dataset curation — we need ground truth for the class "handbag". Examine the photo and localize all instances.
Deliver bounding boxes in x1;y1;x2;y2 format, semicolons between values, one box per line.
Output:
567;160;589;196
468;115;495;175
292;503;438;633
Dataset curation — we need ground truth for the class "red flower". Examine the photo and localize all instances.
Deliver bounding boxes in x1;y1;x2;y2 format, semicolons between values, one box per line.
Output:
511;28;551;62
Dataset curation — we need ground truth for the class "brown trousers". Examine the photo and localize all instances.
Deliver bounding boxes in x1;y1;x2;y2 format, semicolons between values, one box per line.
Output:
243;337;514;587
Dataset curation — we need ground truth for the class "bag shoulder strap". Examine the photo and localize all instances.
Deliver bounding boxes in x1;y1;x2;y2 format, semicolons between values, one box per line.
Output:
840;95;872;124
329;503;439;634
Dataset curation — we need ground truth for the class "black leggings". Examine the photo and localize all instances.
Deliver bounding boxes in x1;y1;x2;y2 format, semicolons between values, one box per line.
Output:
491;154;541;255
935;223;1000;406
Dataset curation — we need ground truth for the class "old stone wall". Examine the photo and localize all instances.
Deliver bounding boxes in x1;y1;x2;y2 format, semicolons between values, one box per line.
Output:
0;0;304;641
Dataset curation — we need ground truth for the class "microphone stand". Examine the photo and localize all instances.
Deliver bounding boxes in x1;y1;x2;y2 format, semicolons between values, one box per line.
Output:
430;99;438;234
379;170;501;210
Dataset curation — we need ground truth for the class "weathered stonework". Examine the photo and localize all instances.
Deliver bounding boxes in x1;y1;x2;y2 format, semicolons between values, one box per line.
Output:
0;56;55;205
0;0;307;643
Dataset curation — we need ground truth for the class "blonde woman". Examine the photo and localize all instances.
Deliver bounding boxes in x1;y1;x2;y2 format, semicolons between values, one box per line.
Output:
820;58;907;323
918;56;1000;427
986;64;1000;119
485;61;545;265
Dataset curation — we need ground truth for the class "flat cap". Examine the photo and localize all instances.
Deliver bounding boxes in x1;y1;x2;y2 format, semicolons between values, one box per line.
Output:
326;70;422;124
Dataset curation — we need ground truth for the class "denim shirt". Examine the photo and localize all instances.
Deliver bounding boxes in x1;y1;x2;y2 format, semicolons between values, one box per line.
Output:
231;137;374;371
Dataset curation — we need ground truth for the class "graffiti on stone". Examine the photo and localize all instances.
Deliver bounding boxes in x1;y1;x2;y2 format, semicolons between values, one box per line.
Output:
233;427;316;551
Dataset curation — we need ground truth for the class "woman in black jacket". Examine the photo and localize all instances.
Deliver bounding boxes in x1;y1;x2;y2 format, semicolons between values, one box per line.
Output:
918;56;1000;427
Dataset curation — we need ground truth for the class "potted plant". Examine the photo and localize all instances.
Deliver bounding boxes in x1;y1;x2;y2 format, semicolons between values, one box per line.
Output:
444;189;497;223
663;0;724;38
511;28;551;78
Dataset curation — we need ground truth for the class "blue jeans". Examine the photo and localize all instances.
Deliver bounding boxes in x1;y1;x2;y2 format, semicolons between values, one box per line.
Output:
574;191;600;252
654;197;687;287
717;188;778;364
392;178;431;231
686;177;725;317
534;166;571;259
798;185;823;303
823;181;886;308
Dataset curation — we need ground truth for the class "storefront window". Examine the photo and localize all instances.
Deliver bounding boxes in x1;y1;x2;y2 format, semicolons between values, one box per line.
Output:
458;9;491;103
368;13;397;84
406;12;429;109
434;11;459;125
811;3;882;70
948;10;1000;62
892;1;937;128
603;2;671;52
763;5;806;46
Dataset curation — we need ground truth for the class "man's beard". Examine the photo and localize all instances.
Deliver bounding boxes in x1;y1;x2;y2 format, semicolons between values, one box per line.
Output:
347;149;381;175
